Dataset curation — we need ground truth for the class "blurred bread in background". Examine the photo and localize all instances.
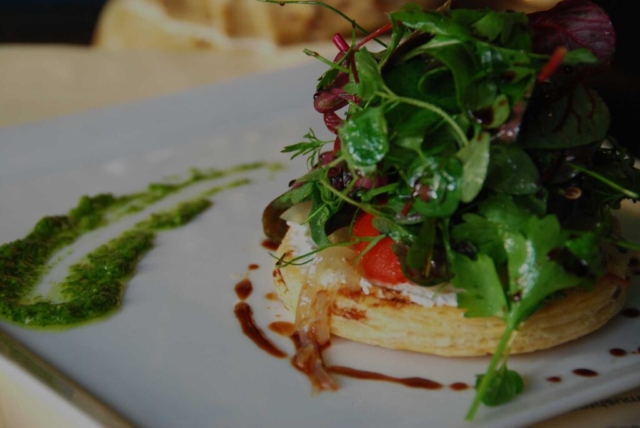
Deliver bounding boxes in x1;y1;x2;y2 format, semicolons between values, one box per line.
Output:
93;0;561;51
92;0;444;50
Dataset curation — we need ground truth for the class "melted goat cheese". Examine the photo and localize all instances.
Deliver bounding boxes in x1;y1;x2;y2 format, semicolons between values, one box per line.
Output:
359;278;458;308
286;221;317;259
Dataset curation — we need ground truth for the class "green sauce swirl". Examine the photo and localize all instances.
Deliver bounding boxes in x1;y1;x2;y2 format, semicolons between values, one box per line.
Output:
0;162;281;328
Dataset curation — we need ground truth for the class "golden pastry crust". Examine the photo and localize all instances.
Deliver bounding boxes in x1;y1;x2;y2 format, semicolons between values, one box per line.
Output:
272;226;628;357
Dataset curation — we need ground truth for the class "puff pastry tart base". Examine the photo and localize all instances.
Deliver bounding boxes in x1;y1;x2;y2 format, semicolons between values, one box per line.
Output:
272;226;628;357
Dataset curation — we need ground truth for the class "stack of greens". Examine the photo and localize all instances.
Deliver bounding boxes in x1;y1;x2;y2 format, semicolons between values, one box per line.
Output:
262;0;639;419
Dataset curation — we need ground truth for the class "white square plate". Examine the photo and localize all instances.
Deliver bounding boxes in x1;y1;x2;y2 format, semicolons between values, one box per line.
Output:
0;62;639;428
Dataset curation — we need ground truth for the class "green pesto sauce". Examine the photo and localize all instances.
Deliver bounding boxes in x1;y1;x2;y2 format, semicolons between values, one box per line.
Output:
0;162;281;328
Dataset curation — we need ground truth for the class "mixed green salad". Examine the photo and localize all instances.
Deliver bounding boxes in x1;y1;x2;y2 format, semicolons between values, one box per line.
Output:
261;0;639;419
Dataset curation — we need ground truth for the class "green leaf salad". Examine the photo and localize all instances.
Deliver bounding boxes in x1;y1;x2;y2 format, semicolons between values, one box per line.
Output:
260;0;639;420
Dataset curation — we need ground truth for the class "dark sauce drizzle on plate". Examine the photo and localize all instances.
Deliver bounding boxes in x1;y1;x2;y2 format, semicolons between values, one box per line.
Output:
610;348;627;357
621;307;640;318
234;264;287;359
234;279;253;301
544;307;640;383
326;365;444;390
573;368;599;377
246;255;640;392
261;239;279;251
258;291;471;391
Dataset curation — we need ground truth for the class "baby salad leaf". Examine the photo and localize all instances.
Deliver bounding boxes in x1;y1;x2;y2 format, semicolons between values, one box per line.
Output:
391;9;473;40
470;10;531;49
384;59;431;98
408;156;463;217
452;195;533;265
561;48;600;67
518;85;610;149
456;131;490;203
485;145;540;195
417;67;458;112
564;230;606;279
528;0;615;66
372;216;413;242
406;218;436;272
451;252;506;319
391;109;444;151
338;107;389;174
353;49;384;100
414;36;478;112
452;213;507;266
475;365;524;406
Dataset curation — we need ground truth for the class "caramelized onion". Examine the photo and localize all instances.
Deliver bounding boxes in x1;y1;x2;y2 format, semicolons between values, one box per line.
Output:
291;242;361;392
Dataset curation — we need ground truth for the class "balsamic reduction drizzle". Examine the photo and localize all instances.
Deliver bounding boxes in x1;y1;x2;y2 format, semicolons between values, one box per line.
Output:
573;368;598;377
621;307;640;318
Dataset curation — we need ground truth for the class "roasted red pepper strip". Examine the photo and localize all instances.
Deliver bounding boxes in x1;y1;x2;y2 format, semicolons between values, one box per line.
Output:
537;46;568;82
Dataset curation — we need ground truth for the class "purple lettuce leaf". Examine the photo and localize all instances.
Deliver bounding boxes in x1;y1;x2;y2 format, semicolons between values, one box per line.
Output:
528;0;616;67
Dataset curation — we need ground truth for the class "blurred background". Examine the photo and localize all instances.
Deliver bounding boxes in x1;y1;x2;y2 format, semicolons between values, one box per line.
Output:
0;0;106;44
0;0;637;146
0;0;630;62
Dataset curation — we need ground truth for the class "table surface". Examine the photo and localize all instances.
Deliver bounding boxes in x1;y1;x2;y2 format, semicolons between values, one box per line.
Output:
0;43;638;428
